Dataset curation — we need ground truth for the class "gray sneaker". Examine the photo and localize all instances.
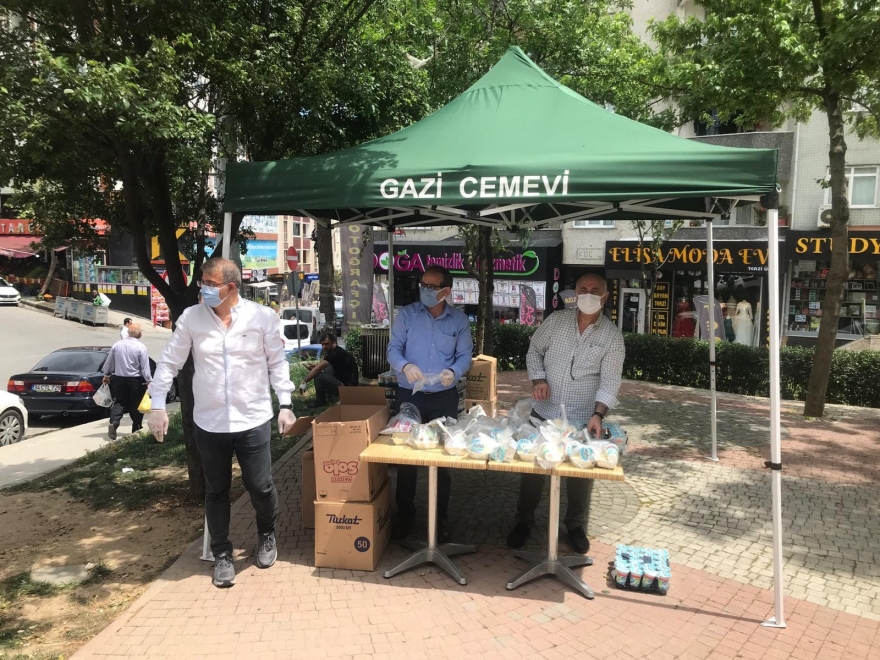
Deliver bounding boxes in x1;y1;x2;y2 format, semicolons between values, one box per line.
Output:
212;554;235;588
255;532;277;568
107;422;118;440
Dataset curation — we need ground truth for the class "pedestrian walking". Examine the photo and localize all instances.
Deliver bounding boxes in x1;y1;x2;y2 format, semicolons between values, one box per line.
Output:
102;323;151;439
147;258;296;589
386;265;473;542
507;273;625;554
120;317;133;339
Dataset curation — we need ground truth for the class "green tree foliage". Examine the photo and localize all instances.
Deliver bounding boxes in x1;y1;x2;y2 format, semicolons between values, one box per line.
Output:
650;1;880;417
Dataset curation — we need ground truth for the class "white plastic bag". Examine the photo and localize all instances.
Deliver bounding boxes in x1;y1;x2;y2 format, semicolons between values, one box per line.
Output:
407;423;440;450
93;383;113;408
507;398;534;434
412;373;444;394
381;403;422;434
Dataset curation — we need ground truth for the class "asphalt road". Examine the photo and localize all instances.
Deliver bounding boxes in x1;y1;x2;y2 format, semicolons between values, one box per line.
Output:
1;305;172;440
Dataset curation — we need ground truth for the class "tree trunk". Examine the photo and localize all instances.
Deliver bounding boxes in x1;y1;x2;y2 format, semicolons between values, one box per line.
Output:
315;219;335;329
39;249;58;297
804;96;850;417
175;356;205;501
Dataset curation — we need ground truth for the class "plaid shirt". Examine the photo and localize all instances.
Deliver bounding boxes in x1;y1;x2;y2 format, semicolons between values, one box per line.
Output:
527;309;625;426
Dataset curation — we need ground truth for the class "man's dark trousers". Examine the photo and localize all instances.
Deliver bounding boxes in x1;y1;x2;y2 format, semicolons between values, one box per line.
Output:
194;420;278;557
108;375;147;431
394;386;458;524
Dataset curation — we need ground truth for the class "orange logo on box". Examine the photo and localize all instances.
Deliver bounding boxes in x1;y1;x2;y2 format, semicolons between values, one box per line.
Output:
323;460;359;476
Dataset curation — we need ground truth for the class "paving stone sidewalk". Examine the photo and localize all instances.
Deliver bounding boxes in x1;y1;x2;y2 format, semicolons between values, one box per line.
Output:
73;377;880;659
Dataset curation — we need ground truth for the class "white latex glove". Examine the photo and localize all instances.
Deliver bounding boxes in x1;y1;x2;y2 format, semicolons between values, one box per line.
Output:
148;409;169;443
440;369;455;387
278;408;297;436
403;363;425;383
299;382;309;394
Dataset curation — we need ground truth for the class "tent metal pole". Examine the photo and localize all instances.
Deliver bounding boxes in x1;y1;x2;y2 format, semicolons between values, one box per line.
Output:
387;225;395;327
705;217;719;462
762;206;786;629
221;212;232;259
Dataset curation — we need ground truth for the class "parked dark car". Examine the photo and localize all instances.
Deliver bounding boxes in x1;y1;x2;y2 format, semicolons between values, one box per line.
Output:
7;347;177;419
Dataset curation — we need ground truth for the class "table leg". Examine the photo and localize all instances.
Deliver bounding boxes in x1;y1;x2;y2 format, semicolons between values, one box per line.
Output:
384;465;476;585
505;474;595;599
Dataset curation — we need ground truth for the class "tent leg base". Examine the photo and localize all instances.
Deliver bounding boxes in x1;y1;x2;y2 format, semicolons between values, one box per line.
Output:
704;456;720;463
761;617;786;629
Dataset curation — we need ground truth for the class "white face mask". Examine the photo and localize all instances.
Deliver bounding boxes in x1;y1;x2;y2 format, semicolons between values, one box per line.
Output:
577;293;604;315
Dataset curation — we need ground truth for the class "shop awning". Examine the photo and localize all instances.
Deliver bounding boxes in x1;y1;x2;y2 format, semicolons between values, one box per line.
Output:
0;235;40;259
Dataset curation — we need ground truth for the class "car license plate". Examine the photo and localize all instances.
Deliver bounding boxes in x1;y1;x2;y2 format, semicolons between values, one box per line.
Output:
32;384;62;393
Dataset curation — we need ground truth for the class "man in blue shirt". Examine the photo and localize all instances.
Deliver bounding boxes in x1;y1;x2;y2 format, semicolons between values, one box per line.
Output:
387;265;473;542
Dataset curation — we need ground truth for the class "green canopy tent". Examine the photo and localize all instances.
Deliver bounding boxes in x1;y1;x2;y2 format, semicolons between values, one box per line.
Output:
222;47;785;627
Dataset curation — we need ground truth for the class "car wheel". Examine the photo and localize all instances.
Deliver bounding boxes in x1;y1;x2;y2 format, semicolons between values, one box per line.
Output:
0;409;24;446
166;381;178;404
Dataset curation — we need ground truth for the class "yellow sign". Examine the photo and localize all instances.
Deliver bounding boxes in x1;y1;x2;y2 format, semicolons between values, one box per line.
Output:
151;229;188;262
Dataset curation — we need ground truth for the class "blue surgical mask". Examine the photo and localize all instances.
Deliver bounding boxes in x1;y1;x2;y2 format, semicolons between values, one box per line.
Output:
200;284;227;308
420;287;443;308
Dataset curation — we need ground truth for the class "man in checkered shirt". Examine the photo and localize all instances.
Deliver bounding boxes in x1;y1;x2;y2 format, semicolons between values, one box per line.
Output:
507;273;625;555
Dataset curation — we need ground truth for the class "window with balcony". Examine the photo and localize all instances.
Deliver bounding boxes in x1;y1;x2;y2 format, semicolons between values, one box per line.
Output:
825;166;878;208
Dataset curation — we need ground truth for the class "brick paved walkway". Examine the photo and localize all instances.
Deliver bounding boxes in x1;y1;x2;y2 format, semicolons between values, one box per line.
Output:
74;377;880;659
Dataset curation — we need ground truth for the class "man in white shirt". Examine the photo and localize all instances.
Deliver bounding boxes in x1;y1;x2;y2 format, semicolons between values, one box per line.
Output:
148;258;296;589
120;317;132;339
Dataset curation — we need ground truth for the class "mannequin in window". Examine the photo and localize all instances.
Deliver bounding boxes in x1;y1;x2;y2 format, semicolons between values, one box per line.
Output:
672;299;696;338
732;298;754;346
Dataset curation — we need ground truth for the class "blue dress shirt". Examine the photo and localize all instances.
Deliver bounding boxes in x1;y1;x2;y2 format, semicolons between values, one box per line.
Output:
387;301;473;393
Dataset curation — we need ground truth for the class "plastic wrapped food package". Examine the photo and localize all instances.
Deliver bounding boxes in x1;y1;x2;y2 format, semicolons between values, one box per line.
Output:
380;403;422;435
568;443;597;469
590;441;620;469
487;427;516;463
443;430;469;457
468;433;498;460
515;437;538;463
535;440;565;470
407;423;440;450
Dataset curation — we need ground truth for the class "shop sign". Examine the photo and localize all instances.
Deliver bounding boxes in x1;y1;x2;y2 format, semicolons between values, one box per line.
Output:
650;282;671;336
341;225;373;330
605;241;775;273
374;248;540;277
786;231;880;259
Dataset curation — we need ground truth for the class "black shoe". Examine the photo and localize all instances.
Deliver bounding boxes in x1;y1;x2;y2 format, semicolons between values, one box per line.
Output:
107;422;118;441
567;527;590;554
212;553;236;588
132;424;142;433
507;523;531;549
392;515;414;540
437;520;450;544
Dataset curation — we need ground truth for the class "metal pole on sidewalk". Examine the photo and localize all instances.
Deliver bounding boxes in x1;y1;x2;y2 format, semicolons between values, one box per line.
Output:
387;225;395;327
762;205;786;629
705;217;719;462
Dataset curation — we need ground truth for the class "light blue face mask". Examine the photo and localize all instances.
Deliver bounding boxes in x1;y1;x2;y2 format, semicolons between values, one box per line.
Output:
200;283;228;308
420;287;444;308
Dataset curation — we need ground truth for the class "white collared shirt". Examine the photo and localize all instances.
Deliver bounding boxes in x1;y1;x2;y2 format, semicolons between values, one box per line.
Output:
150;299;294;433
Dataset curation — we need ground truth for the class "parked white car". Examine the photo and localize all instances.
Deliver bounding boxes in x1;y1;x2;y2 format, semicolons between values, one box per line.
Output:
0;390;28;446
279;320;311;354
0;277;21;305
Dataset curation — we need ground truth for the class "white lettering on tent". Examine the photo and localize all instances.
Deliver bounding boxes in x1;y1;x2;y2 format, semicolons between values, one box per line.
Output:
499;176;520;197
380;179;398;198
379;171;571;199
399;179;419;198
523;176;540;197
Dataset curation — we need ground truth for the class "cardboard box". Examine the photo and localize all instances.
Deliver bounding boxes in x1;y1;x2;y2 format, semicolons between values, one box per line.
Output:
312;387;389;502
314;479;392;570
466;354;497;400
302;450;316;528
465;398;497;418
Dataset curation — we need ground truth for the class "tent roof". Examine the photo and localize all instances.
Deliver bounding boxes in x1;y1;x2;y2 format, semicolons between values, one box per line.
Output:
224;47;778;229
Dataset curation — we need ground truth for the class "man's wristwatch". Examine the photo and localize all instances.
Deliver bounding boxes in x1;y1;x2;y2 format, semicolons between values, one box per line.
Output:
279;404;293;411
592;411;605;421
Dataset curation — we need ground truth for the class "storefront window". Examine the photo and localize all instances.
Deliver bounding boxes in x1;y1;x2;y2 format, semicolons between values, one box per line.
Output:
788;257;879;336
671;272;764;346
